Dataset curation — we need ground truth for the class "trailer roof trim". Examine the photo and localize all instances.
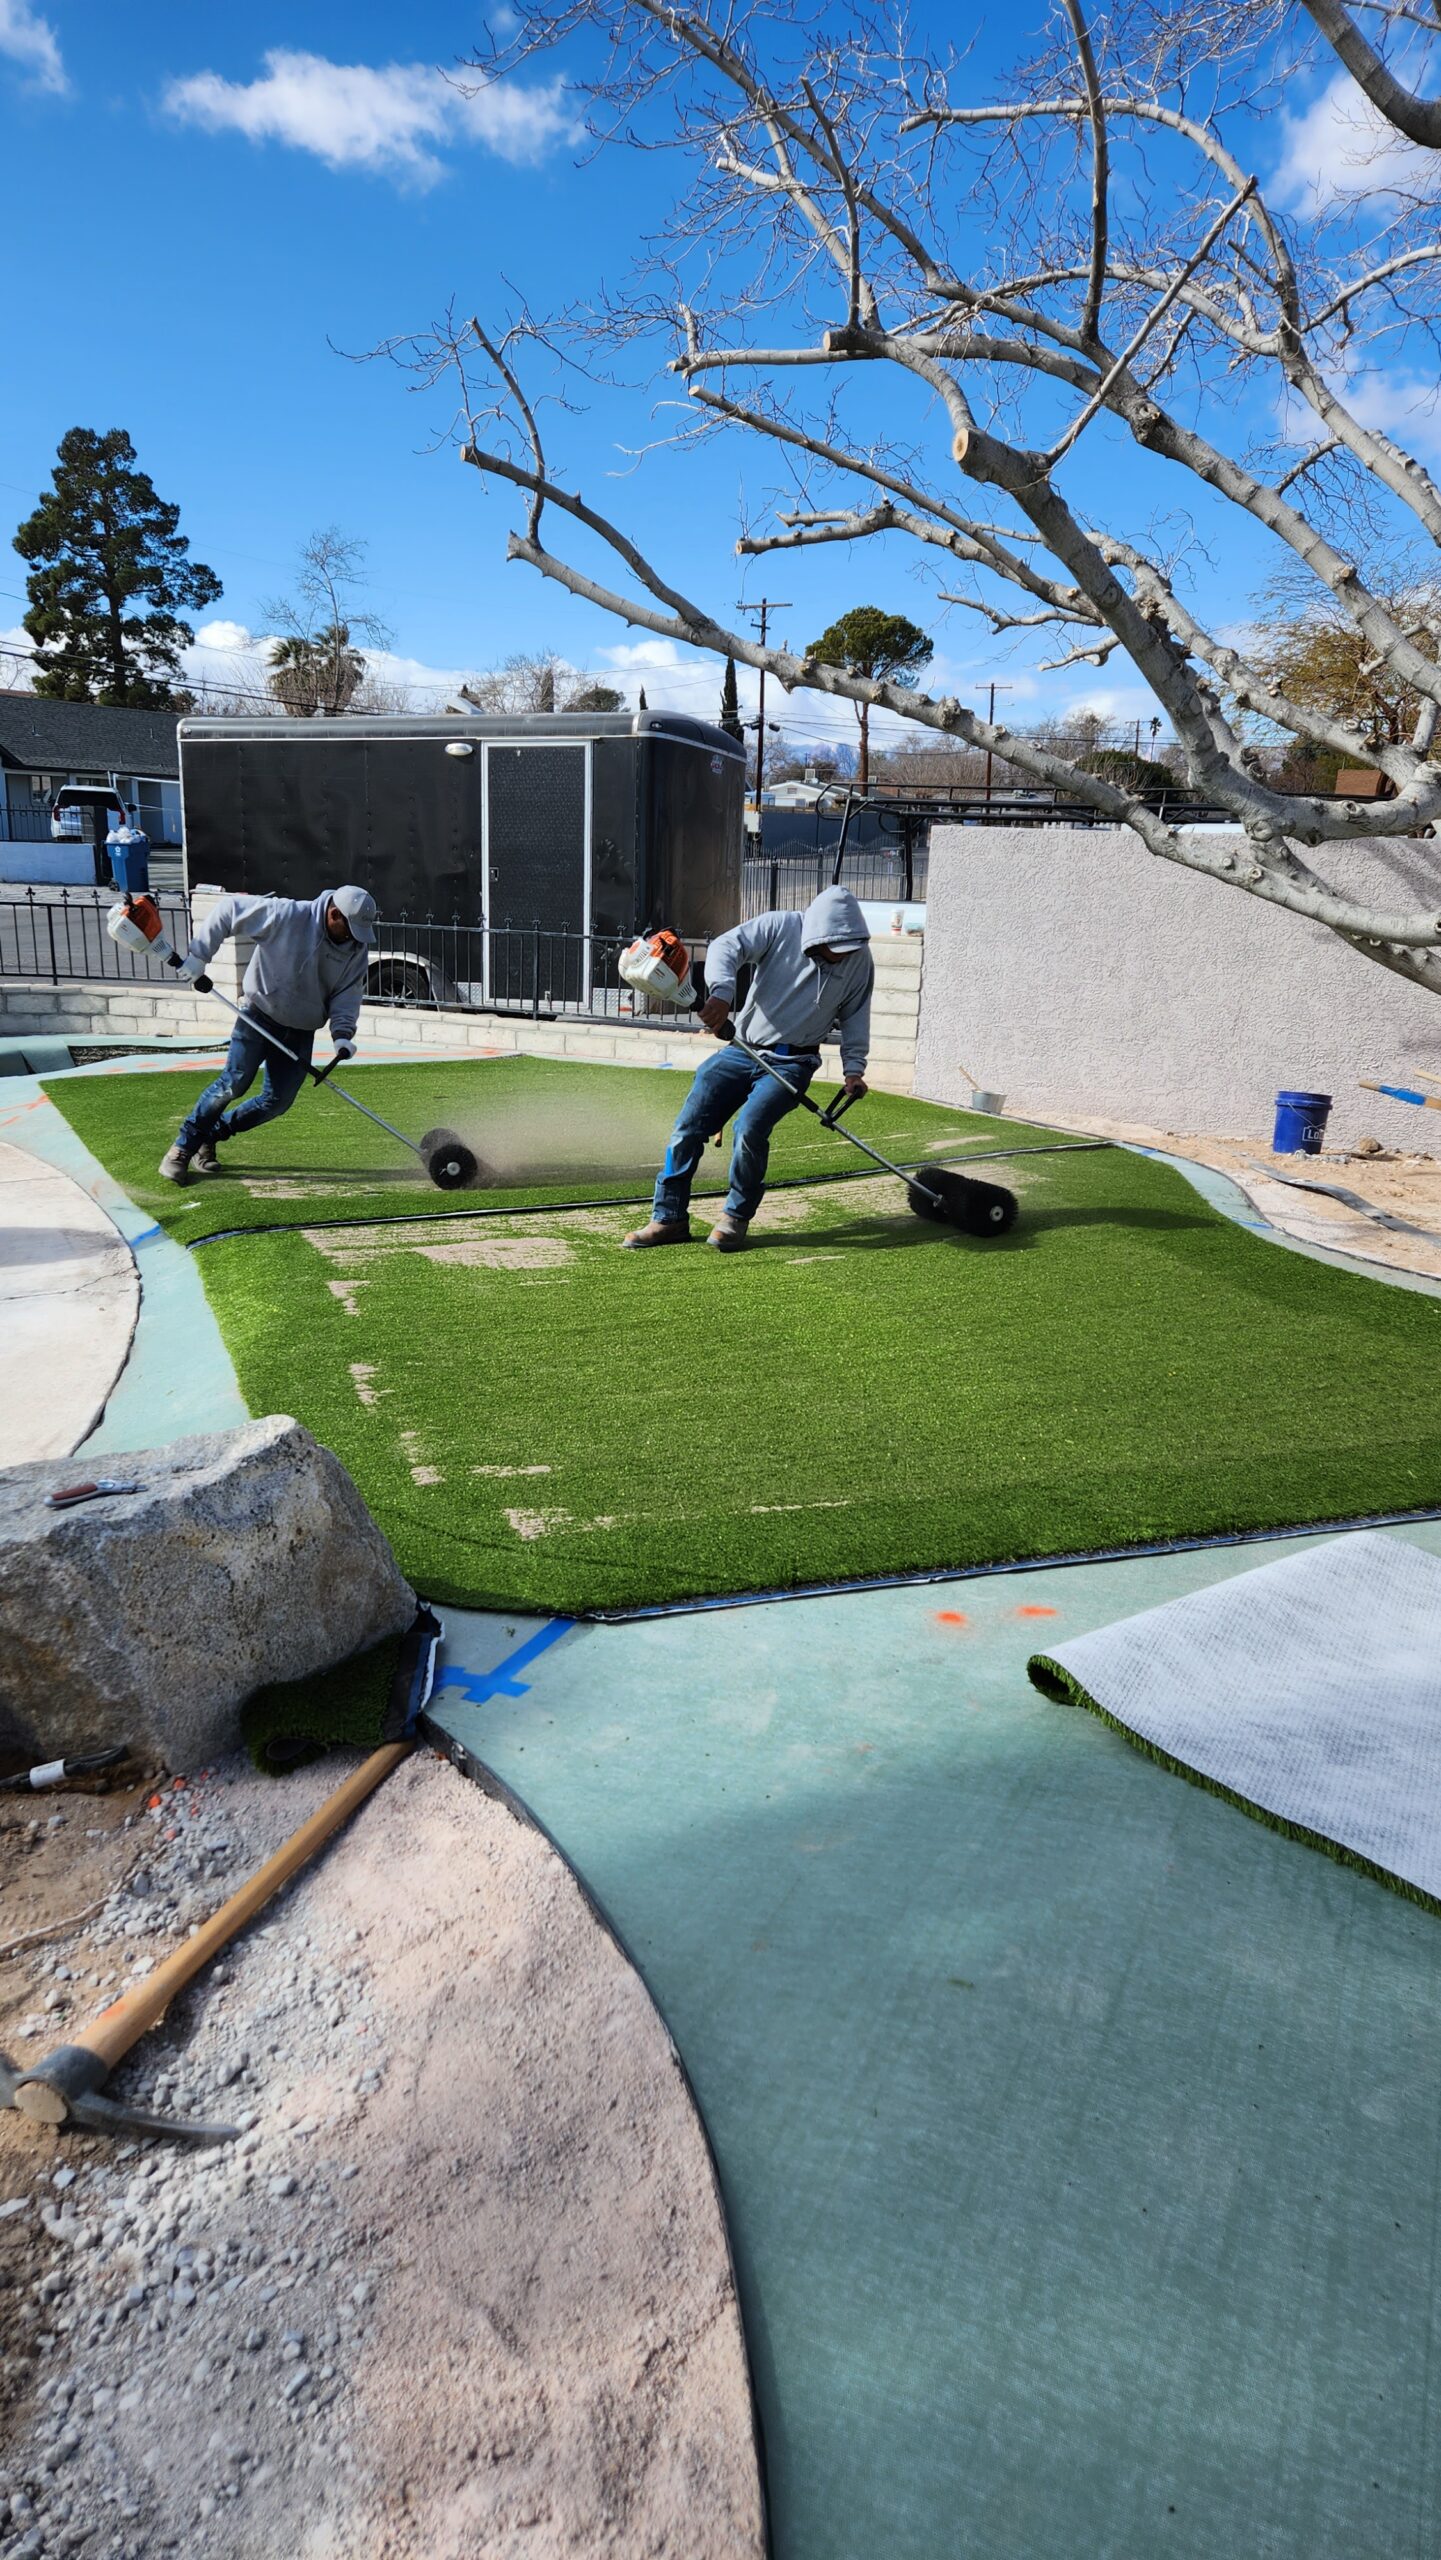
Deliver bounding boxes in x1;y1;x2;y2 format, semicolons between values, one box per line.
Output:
177;708;746;760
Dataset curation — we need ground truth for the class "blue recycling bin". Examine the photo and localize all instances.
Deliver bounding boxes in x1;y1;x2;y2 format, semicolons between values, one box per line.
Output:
106;828;151;894
1272;1089;1332;1154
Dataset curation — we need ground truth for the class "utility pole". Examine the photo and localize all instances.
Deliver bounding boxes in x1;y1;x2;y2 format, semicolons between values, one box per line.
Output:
737;599;791;807
983;679;1013;805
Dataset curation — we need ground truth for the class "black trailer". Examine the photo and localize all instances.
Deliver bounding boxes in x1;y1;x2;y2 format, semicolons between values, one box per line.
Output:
177;708;745;1007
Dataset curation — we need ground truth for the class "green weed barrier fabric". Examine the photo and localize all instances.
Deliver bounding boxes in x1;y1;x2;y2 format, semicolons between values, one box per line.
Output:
241;1634;403;1773
45;1053;1035;1242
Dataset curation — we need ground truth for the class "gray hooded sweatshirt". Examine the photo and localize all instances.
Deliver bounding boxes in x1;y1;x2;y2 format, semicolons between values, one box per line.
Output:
702;886;873;1078
185;893;369;1042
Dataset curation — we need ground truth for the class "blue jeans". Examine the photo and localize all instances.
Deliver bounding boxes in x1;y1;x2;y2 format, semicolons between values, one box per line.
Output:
175;1007;314;1156
653;1044;817;1225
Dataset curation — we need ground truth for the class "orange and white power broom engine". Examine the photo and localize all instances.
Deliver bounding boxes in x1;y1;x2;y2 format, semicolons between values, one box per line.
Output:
617;928;696;1010
105;892;204;981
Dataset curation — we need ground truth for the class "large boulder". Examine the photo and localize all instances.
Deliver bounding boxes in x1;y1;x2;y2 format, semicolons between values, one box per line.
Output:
0;1417;415;1772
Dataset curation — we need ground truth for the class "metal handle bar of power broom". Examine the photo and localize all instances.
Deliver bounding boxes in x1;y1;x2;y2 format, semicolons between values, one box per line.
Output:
715;1019;944;1199
188;976;420;1155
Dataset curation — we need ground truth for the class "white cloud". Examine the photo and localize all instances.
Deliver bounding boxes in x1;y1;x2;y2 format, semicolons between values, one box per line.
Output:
162;48;572;187
0;0;66;94
1278;364;1441;464
1273;68;1434;212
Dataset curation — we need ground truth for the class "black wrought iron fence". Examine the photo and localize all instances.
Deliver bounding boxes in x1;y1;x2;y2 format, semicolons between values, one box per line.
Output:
366;917;712;1028
0;886;195;985
0;806;65;843
742;846;929;915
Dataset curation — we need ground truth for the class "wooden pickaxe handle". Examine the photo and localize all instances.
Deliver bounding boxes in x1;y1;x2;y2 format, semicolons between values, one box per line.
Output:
13;1742;411;2125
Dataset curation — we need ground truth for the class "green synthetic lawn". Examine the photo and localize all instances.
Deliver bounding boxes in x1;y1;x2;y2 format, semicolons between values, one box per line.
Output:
48;1057;1441;1612
47;1052;1030;1241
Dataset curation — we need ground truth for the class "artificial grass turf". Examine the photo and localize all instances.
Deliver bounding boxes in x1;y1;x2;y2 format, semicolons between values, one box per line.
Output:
44;1052;1037;1242
179;1140;1441;1613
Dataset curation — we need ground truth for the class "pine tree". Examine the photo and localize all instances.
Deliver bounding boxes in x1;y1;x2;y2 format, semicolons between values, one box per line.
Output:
806;606;932;790
719;654;743;741
14;428;221;706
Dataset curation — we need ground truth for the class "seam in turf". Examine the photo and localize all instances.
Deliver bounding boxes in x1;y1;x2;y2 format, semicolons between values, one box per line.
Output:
180;1140;1114;1249
1027;1654;1441;1918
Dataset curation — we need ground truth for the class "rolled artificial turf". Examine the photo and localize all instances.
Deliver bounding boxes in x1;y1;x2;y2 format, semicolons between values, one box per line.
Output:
47;1050;1441;1613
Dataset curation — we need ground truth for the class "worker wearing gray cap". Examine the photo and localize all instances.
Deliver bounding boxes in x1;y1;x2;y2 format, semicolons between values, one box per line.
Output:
160;885;377;1184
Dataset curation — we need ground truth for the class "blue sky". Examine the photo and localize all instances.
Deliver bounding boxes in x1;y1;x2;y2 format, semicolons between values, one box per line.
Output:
0;0;1420;755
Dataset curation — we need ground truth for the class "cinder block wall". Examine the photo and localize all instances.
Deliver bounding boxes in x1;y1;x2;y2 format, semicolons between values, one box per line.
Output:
916;826;1441;1148
0;929;923;1091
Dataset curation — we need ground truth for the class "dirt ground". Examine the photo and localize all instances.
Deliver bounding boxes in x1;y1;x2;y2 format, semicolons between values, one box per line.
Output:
0;1749;764;2560
1040;1111;1441;1284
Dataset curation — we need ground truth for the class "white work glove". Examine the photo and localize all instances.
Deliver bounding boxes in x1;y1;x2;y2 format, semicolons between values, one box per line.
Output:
174;950;208;984
332;1038;357;1063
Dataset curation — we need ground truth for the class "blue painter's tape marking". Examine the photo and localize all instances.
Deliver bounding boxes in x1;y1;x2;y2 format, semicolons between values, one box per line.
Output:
433;1617;574;1707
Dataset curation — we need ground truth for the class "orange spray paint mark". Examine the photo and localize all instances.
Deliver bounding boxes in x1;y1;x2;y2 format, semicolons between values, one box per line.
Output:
1015;1604;1059;1620
934;1609;970;1627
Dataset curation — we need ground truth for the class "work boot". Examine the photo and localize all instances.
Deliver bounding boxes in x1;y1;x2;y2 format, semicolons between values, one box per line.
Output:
158;1145;191;1186
621;1217;692;1250
707;1216;750;1252
191;1139;221;1175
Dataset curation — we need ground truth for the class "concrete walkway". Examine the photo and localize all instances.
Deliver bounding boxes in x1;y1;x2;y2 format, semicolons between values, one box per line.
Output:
0;1136;137;1464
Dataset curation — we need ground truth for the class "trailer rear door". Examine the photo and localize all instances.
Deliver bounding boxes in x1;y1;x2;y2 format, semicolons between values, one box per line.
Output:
483;742;590;1005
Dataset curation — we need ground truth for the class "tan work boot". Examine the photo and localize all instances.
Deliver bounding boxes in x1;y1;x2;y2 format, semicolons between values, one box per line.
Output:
191;1139;221;1174
707;1216;749;1252
621;1217;692;1250
158;1145;191;1186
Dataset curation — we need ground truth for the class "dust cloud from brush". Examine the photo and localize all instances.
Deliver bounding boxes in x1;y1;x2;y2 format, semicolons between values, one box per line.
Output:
44;1055;1022;1242
444;1079;691;1189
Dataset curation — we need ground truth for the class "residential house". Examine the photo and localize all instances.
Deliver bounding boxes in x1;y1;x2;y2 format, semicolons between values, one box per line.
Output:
0;694;181;850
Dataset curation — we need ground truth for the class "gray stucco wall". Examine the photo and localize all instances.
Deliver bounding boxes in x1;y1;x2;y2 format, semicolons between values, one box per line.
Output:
915;825;1441;1148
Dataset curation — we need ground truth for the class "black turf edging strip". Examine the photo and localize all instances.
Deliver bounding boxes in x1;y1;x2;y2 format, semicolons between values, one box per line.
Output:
1027;1653;1441;1919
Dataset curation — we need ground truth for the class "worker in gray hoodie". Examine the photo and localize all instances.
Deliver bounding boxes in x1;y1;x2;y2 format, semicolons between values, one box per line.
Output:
159;886;376;1184
624;885;873;1252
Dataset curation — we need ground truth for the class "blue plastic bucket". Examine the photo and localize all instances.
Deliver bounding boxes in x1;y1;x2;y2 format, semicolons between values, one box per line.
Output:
1272;1089;1332;1155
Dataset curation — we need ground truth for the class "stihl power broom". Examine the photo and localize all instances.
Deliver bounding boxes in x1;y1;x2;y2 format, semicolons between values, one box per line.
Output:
618;929;1018;1236
107;894;479;1190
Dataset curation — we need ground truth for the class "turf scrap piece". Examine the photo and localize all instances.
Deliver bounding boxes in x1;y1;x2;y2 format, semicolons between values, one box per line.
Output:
182;1139;1441;1614
1028;1530;1441;1912
45;1053;1037;1244
241;1633;402;1773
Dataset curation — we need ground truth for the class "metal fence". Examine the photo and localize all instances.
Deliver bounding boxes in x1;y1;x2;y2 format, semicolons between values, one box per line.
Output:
0;886;195;985
366;918;711;1028
750;805;931;908
744;786;1241;914
0;806;63;843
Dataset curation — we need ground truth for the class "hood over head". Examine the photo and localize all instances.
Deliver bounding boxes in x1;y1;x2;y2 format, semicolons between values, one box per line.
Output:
800;885;870;953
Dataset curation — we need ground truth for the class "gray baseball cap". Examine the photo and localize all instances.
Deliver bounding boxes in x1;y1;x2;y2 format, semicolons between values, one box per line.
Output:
331;884;377;944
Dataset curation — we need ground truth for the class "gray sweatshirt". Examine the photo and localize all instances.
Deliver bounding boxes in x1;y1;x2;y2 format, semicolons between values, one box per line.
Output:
702;886;873;1077
186;893;369;1042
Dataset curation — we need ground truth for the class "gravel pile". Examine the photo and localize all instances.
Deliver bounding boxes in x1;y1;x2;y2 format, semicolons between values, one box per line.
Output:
0;1749;763;2559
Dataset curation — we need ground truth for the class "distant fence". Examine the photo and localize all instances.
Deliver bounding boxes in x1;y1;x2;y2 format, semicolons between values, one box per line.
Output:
0;807;63;844
743;786;1237;915
0;886;195;985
